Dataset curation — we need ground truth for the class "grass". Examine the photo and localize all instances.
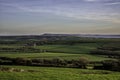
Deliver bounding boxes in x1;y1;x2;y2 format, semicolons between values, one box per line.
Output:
0;52;112;61
0;43;99;54
0;43;111;61
0;65;120;80
0;45;22;48
0;39;120;80
36;43;100;54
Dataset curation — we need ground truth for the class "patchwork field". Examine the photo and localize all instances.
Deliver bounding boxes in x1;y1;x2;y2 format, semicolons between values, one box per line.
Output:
0;37;120;80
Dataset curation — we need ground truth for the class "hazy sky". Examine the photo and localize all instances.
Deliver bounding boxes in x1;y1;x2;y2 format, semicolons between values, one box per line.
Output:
0;0;120;35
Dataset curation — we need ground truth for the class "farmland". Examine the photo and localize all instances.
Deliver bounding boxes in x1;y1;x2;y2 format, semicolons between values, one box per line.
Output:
0;35;120;80
0;52;111;61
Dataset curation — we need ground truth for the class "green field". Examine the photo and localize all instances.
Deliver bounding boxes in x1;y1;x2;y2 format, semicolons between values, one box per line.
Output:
0;39;120;80
36;43;100;54
0;52;111;61
0;65;120;80
0;43;99;53
0;43;111;61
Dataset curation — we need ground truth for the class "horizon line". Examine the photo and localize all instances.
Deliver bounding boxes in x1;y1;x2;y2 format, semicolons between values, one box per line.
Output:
0;33;120;36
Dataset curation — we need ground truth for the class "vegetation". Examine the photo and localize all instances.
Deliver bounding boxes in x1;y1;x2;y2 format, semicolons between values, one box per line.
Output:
0;56;90;68
0;35;120;80
0;52;111;61
90;43;120;58
0;65;120;80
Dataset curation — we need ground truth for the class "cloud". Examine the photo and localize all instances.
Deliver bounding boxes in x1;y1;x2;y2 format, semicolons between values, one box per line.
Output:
14;5;120;24
0;0;120;35
104;2;120;5
84;0;99;2
84;0;120;4
0;0;120;24
0;2;120;24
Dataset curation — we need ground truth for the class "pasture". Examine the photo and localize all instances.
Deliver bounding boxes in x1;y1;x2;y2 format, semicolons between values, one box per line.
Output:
0;65;120;80
0;52;111;61
0;37;120;80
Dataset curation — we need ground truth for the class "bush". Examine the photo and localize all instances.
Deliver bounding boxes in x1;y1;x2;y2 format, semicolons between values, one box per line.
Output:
12;57;28;65
69;57;89;68
102;60;120;71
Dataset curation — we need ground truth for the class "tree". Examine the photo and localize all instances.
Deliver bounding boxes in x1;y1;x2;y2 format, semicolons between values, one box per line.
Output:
73;57;89;69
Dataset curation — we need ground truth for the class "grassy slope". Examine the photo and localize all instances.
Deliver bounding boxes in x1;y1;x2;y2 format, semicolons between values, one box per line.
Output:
0;65;120;80
36;43;100;54
0;39;120;80
0;43;100;53
0;52;111;61
0;43;111;61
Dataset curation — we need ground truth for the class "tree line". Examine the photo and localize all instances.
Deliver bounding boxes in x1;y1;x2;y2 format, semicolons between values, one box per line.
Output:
0;57;88;69
90;45;120;59
0;47;46;53
0;57;120;72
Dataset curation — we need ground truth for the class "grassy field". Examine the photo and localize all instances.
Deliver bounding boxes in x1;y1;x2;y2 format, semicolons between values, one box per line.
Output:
0;38;120;80
36;43;100;54
0;43;111;61
0;43;100;53
0;65;120;80
0;52;111;61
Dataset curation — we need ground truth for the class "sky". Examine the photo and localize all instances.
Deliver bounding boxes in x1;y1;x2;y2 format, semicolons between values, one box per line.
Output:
0;0;120;35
